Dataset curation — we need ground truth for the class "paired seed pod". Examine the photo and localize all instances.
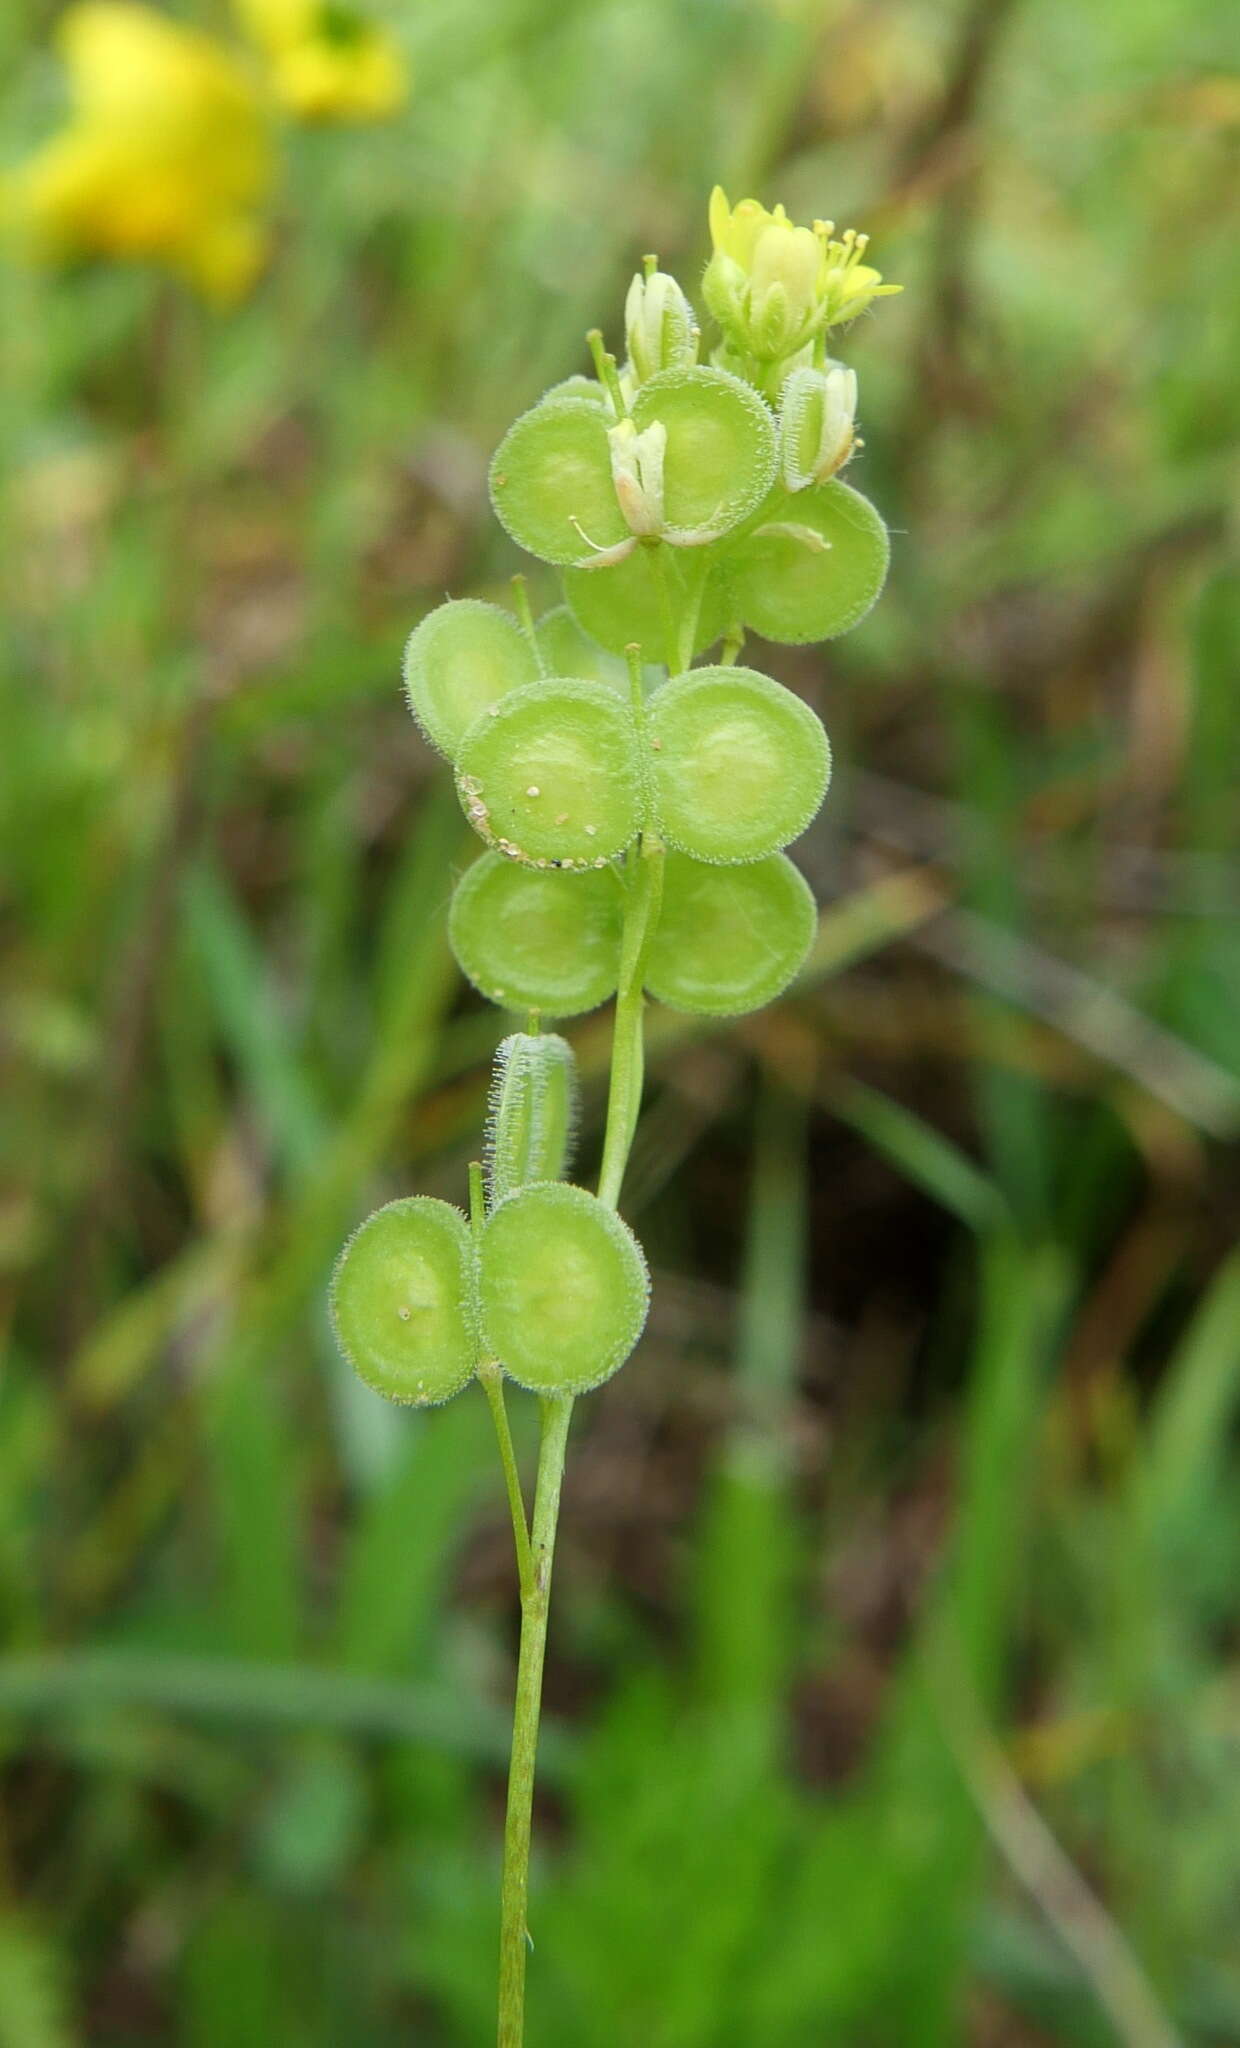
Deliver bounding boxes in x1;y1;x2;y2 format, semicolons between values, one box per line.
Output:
331;1180;648;1405
449;843;816;1020
448;660;828;874
489;366;777;568
332;1031;648;1404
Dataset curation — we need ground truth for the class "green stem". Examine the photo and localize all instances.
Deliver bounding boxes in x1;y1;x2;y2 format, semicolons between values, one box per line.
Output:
647;541;681;673
497;1394;573;2047
481;1365;534;1597
597;835;665;1211
472;1161;533;1594
494;828;664;2044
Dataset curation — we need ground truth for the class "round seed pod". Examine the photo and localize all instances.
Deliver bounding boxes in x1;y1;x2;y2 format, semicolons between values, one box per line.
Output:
631;367;776;545
535;605;628;693
542;374;608;409
485;1031;579;1205
725;480;889;644
562;544;729;663
645;851;816;1015
403;600;539;761
330;1198;476;1407
489;395;631;568
455;678;643;868
647;665;830;863
448;853;621;1017
478;1182;649;1395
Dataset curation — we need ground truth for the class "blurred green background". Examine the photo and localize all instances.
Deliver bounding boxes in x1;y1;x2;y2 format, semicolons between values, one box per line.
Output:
2;0;1239;2041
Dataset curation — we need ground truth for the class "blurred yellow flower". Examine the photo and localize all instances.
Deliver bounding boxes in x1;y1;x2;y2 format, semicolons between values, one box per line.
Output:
704;185;900;362
232;0;408;121
1;2;272;302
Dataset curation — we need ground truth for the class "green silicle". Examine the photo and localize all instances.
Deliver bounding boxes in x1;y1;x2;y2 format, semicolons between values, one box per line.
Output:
330;185;900;2048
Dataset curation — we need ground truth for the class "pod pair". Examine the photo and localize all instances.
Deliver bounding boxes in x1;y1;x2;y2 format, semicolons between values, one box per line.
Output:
332;1182;649;1406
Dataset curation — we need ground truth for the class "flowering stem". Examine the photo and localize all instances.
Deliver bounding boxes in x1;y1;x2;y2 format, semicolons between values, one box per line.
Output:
495;817;665;2044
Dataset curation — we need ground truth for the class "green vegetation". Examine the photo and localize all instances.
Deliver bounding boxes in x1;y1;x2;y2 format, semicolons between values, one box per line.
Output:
1;0;1238;2042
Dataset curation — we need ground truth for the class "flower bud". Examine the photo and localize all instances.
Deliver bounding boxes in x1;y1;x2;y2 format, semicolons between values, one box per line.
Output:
486;1032;579;1204
624;267;698;384
607;417;667;537
780;362;858;490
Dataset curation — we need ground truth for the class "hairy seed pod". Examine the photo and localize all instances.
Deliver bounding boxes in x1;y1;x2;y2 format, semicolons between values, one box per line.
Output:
448;853;622;1017
489;395;632;568
562;543;728;663
645;851;816;1015
647;665;830;863
403;599;539;760
630;366;777;545
485;1032;579;1205
535;605;629;693
454;678;644;868
478;1182;649;1395
725;479;889;644
541;374;608;409
330;1198;476;1406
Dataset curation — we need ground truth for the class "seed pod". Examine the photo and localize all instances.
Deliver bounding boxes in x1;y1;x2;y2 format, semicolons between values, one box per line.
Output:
403;599;539;761
562;544;728;663
630;366;777;546
489;395;633;568
485;1032;579;1205
454;678;644;868
645;851;816;1015
535;606;629;693
448;852;622;1017
725;479;889;644
330;1198;476;1406
542;374;608;409
478;1182;649;1395
647;665;830;864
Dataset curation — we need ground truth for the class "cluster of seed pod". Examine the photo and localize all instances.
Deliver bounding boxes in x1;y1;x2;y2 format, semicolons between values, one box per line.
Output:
333;215;893;1409
333;1031;649;1401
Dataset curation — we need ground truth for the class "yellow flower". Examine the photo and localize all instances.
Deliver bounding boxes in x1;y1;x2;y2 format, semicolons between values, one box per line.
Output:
232;0;408;121
1;2;272;302
703;185;899;363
